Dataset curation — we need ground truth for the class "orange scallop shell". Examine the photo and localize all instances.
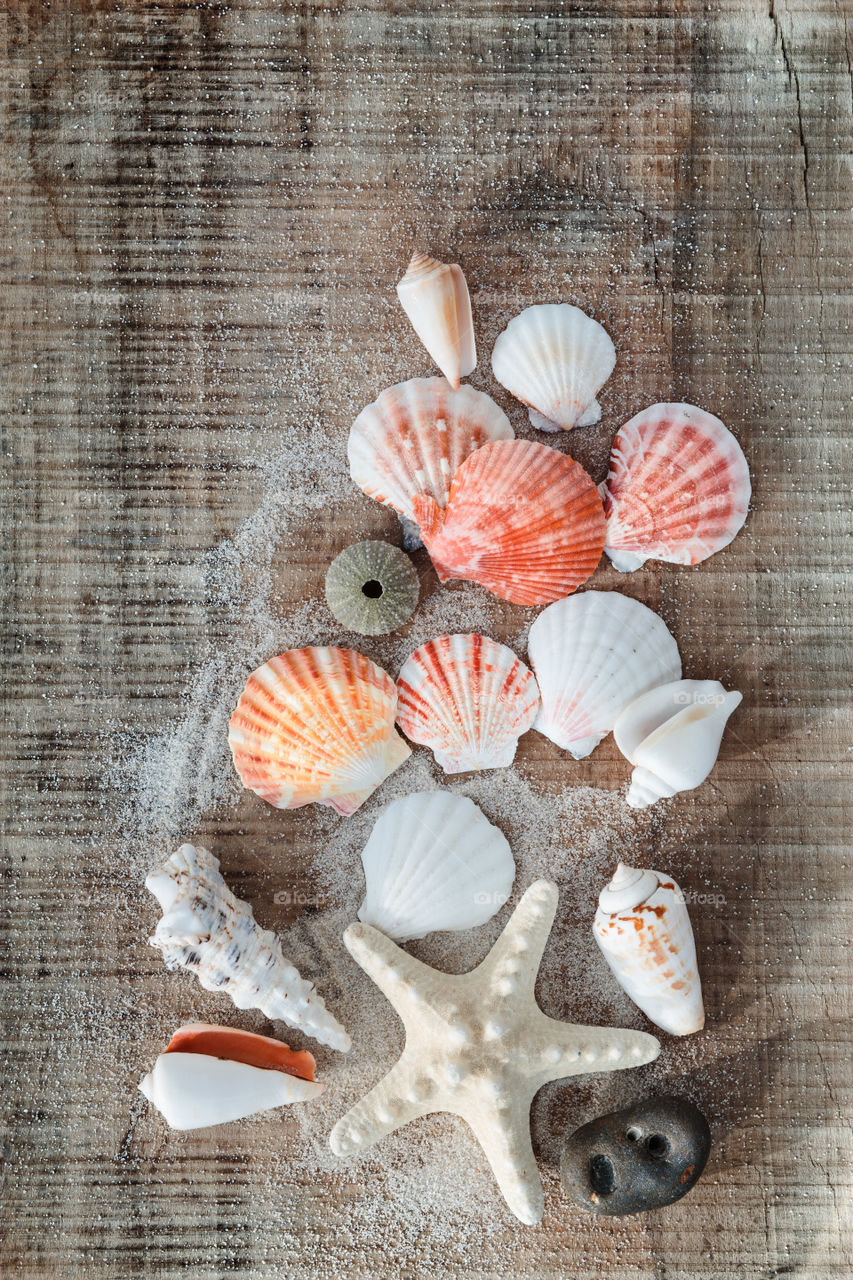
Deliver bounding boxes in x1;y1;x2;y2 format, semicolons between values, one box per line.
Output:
228;648;411;816
412;439;606;606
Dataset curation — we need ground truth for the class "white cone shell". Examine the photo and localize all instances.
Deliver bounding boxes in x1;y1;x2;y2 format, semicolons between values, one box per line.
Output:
593;863;705;1036
491;303;616;431
527;591;681;758
396;252;476;389
139;1052;323;1130
348;377;513;523
146;844;351;1052
395;633;539;773
614;679;742;807
357;791;515;941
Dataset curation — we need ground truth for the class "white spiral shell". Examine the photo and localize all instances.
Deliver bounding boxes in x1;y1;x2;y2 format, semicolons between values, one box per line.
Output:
357;791;515;941
146;843;351;1051
614;679;742;807
527;591;682;758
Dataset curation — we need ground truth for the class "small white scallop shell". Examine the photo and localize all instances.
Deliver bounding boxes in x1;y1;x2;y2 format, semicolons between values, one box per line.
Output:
593;862;704;1036
357;791;515;941
146;843;351;1051
613;679;743;808
395;634;540;773
396;251;476;389
348;377;513;524
491;303;616;432
527;591;682;759
139;1052;323;1131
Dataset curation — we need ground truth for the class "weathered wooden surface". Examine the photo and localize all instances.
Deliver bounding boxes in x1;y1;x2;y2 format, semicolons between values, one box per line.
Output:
2;1;852;1276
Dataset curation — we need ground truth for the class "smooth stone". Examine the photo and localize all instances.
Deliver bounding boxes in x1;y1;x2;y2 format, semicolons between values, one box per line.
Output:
560;1095;711;1216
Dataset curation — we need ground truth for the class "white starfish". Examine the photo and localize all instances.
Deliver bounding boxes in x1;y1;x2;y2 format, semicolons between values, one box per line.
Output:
330;879;661;1224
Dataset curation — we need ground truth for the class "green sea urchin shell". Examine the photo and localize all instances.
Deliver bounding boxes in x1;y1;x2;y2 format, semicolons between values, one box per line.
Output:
325;541;419;636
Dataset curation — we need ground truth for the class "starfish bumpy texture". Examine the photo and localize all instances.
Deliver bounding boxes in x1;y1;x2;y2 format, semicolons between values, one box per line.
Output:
330;879;661;1224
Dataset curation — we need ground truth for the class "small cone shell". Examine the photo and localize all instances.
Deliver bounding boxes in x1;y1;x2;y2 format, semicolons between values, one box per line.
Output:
228;647;411;816
396;251;476;389
593;862;705;1036
412;439;605;606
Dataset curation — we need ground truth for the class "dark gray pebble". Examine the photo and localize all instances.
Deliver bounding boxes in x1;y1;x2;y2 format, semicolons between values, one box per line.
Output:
560;1095;712;1216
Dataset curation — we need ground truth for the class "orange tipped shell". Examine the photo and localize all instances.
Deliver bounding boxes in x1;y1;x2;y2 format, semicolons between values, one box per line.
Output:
228;647;411;816
603;403;751;571
396;251;476;389
412;439;606;606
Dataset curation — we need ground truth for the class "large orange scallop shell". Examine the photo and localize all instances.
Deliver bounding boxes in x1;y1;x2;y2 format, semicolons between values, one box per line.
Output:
603;403;751;571
412;439;606;606
228;648;411;816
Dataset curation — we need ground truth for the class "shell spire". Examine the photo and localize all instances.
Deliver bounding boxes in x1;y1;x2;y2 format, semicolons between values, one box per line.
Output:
593;862;705;1037
396;251;476;389
146;843;352;1052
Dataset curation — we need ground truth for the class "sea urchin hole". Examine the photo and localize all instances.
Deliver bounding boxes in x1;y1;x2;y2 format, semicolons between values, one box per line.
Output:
325;541;419;636
589;1153;617;1196
626;1126;642;1143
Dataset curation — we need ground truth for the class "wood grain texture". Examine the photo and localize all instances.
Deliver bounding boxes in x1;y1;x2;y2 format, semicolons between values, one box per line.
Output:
2;0;851;1276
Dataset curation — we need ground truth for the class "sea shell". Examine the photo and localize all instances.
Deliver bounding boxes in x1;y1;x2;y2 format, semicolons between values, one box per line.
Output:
228;647;410;816
396;251;476;389
396;634;539;773
357;791;515;941
325;541;419;636
348;377;513;526
412;439;605;606
527;591;682;759
146;843;352;1051
491;303;616;432
593;862;705;1036
140;1024;324;1130
613;679;742;808
602;403;751;571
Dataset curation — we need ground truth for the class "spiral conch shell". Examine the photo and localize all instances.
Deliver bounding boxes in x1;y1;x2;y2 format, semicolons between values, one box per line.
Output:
593;863;705;1037
228;647;410;816
613;678;742;808
146;843;351;1052
396;251;476;389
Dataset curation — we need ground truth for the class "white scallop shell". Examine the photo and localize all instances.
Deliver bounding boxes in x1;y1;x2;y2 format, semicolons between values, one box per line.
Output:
491;303;616;432
527;591;682;759
146;844;351;1051
348;377;513;524
593;862;705;1036
357;791;515;941
614;679;743;808
395;634;539;773
396;251;476;389
139;1052;323;1131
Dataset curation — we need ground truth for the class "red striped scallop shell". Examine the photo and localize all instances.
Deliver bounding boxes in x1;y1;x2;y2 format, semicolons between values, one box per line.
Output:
603;403;751;571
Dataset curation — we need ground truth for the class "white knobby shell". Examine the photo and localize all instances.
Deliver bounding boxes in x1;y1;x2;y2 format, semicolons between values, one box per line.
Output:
395;633;540;773
527;591;682;758
396;251;476;389
348;377;513;524
491;303;616;431
139;1052;323;1131
357;791;515;941
613;679;743;807
146;844;351;1051
593;862;705;1036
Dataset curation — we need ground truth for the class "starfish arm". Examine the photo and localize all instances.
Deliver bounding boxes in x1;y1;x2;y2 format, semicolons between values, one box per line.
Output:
342;921;444;1012
477;879;557;995
462;1095;544;1226
329;1059;430;1158
528;1014;660;1084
